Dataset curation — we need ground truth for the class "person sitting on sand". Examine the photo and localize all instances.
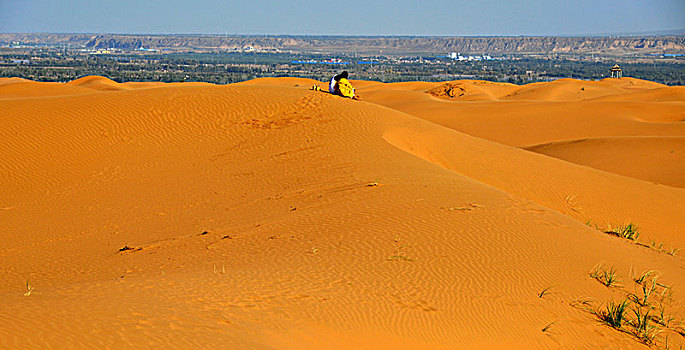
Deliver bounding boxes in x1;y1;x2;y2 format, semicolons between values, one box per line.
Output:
329;71;361;100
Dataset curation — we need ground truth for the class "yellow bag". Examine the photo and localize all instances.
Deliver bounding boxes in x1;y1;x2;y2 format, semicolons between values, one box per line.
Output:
337;78;355;98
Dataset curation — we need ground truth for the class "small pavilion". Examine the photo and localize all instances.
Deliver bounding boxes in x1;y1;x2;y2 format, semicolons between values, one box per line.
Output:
610;64;623;78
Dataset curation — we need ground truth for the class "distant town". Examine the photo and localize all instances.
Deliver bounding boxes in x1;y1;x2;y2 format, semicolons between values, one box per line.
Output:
1;34;683;85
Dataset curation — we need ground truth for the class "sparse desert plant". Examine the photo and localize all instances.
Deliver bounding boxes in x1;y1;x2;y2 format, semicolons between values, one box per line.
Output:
657;284;674;304
632;306;651;334
604;269;620;287
388;237;412;261
606;223;640;241
589;264;602;279
630;278;657;307
23;280;32;296
648;241;680;256
590;264;620;287
585;269;682;347
652;241;665;251
585;219;600;230
633;270;657;285
570;297;595;312
655;302;675;327
586;219;591;226
598;299;631;329
387;245;412;261
631;308;662;346
637;324;662;345
538;286;554;299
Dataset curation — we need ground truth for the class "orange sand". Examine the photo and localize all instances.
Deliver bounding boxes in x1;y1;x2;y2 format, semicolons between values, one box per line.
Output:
1;76;683;349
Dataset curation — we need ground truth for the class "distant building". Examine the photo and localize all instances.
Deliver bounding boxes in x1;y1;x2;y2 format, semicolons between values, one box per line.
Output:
447;53;494;61
610;64;622;78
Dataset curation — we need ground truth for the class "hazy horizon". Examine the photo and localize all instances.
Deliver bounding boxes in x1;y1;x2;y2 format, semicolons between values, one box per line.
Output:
1;0;684;37
2;30;685;38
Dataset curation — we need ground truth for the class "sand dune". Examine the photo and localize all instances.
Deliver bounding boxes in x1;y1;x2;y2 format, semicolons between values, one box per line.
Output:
525;136;685;188
502;77;665;102
65;75;131;91
0;77;97;99
590;86;685;104
382;118;685;246
359;79;685;146
1;76;683;349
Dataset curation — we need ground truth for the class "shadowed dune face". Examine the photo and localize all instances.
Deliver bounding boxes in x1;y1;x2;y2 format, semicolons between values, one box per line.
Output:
1;77;684;349
525;136;685;188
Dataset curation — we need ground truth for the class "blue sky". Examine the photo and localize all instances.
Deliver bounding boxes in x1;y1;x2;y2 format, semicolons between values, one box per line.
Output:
1;0;683;36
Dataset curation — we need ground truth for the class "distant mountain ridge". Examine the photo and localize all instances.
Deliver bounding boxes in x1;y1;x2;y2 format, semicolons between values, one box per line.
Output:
2;33;684;55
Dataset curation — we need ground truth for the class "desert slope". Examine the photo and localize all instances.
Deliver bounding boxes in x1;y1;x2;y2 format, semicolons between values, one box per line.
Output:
1;77;684;349
525;136;685;188
359;77;685;146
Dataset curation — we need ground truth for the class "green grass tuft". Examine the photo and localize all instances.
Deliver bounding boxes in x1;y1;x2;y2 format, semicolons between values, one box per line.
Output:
598;299;631;329
631;306;661;345
630;278;657;307
631;306;650;333
606;222;640;241
633;270;656;285
590;264;620;287
655;302;675;327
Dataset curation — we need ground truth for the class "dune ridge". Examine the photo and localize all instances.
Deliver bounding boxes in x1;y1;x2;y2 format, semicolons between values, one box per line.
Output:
1;76;683;349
